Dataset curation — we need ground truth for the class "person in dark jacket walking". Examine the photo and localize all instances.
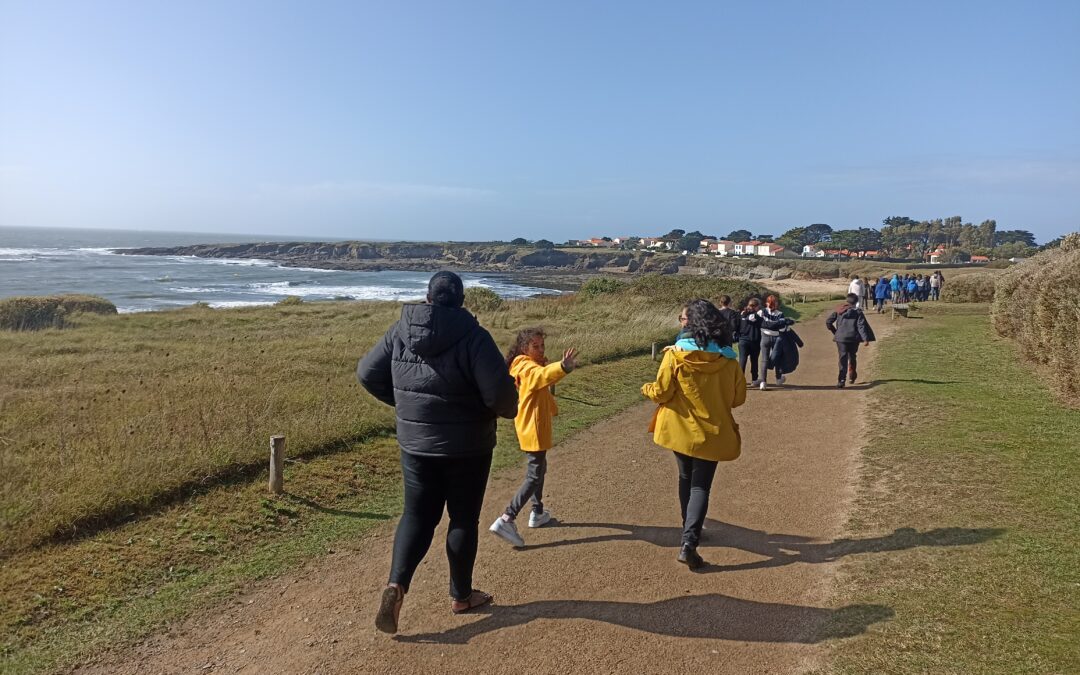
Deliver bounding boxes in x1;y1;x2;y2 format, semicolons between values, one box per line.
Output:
825;293;876;388
358;271;518;634
717;295;740;343
736;297;762;386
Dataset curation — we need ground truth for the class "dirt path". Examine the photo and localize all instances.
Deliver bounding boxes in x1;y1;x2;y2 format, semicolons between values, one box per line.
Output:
80;313;896;674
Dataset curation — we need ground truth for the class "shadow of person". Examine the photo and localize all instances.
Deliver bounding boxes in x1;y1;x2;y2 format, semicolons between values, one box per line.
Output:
526;521;1005;573
397;594;894;645
698;523;1006;572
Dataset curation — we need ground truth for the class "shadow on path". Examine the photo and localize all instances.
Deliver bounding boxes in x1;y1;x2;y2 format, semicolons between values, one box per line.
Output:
525;521;1005;573
398;594;894;645
782;378;963;391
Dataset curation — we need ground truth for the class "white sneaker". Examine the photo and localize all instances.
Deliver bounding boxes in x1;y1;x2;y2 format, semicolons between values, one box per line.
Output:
777;374;787;385
528;510;552;528
489;517;525;547
759;381;767;391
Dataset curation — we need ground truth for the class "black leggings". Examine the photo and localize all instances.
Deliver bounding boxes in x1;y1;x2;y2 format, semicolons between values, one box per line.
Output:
673;452;718;548
389;450;492;601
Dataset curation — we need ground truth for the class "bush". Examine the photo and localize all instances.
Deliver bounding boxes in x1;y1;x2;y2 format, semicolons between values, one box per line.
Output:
463;286;505;312
992;232;1080;406
277;295;303;306
622;274;773;308
941;272;997;303
0;294;117;331
578;277;626;297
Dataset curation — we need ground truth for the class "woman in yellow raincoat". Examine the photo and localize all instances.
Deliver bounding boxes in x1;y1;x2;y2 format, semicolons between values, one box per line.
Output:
489;327;578;548
642;299;747;569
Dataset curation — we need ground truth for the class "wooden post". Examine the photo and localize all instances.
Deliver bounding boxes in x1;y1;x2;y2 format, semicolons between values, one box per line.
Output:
651;342;658;361
269;435;285;494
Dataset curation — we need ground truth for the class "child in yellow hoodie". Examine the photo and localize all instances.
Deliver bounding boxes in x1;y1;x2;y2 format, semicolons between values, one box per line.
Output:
642;299;746;569
489;327;578;547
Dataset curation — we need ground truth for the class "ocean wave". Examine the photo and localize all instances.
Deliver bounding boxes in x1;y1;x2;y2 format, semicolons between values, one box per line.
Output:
208;300;277;309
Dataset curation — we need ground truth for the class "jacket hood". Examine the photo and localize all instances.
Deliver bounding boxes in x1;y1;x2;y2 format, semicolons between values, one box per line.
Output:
673;338;737;360
668;349;730;373
834;304;860;318
397;303;478;357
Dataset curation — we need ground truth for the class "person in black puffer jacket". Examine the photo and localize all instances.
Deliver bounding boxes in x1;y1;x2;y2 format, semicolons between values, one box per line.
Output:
825;293;877;388
358;271;518;633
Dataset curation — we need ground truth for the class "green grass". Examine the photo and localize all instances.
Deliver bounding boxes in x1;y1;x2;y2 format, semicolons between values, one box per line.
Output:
0;352;659;674
824;304;1079;673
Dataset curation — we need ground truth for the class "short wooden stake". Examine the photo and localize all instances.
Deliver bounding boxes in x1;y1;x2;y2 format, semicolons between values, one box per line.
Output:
651;342;659;361
269;435;286;494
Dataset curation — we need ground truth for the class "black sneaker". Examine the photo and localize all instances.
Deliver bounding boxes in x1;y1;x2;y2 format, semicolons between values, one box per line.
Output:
837;381;846;389
677;544;704;569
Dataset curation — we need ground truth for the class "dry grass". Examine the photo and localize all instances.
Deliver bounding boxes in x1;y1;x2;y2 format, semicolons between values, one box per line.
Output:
991;233;1080;407
0;295;117;331
1;278;761;557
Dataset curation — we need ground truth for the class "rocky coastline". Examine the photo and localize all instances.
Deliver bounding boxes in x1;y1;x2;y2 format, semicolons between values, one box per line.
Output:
113;241;806;290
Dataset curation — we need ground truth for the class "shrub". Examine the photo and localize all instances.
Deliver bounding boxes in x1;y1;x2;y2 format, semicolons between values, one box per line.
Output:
277;295;304;306
0;294;117;331
463;286;505;312
992;232;1080;406
622;274;773;308
578;277;626;297
941;272;997;303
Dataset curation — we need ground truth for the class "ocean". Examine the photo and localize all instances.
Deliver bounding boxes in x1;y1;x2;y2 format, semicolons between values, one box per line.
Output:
0;226;557;312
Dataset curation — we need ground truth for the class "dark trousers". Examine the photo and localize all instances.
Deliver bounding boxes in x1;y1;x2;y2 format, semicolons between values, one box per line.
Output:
506;451;547;518
760;334;783;382
673;452;718;548
389;450;492;601
837;341;860;383
738;340;760;381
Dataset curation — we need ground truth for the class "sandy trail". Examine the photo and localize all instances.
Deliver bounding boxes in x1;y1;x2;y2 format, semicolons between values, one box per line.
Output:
80;311;895;674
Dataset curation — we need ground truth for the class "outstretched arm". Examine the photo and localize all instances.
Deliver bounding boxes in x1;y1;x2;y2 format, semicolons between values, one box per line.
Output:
641;351;677;404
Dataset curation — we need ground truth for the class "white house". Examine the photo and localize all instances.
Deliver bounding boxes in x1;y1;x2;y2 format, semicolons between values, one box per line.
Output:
733;240;761;255
757;243;787;257
802;245;826;258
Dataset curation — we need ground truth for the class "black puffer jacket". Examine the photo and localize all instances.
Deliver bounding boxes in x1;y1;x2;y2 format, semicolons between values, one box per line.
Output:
357;303;518;457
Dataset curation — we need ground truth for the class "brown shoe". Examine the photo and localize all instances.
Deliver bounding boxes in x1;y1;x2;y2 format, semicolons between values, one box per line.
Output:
375;584;404;634
451;590;493;615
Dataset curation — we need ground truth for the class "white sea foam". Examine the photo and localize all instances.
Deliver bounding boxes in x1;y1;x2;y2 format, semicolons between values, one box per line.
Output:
207;300;277;309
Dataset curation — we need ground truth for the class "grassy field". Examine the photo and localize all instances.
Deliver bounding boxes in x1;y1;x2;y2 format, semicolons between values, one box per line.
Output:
0;291;695;556
0;276;772;673
824;304;1079;673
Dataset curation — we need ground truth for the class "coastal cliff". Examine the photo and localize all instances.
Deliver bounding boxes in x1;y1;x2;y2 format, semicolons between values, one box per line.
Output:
113;242;687;275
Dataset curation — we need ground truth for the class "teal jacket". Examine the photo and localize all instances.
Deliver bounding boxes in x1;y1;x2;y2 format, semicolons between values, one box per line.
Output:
674;337;737;360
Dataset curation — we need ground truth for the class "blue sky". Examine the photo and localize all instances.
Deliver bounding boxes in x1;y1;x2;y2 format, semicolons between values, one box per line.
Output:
1;1;1078;244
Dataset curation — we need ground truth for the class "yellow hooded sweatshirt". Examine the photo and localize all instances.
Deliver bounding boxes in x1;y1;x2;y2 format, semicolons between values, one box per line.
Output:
641;349;746;461
510;355;568;451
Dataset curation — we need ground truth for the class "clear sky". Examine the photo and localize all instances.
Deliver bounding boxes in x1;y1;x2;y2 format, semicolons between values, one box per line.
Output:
2;1;1078;244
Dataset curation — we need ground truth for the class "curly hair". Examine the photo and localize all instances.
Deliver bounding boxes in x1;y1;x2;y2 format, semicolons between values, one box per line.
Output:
505;327;545;367
683;298;732;349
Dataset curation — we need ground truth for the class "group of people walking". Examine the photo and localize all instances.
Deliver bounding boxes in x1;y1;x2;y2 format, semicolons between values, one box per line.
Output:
853;271;945;312
357;271;876;634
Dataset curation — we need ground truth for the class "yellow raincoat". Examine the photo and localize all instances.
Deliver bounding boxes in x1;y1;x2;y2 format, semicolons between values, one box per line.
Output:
510;355;568;451
641;349;746;461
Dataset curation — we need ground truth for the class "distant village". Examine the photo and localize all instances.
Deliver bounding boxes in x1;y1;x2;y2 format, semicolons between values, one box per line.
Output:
562;217;1043;264
565;235;992;264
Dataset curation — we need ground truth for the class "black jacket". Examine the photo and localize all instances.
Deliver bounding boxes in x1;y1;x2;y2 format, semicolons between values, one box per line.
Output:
357;303;518;457
718;307;740;341
736;310;762;343
826;305;877;344
769;329;804;374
